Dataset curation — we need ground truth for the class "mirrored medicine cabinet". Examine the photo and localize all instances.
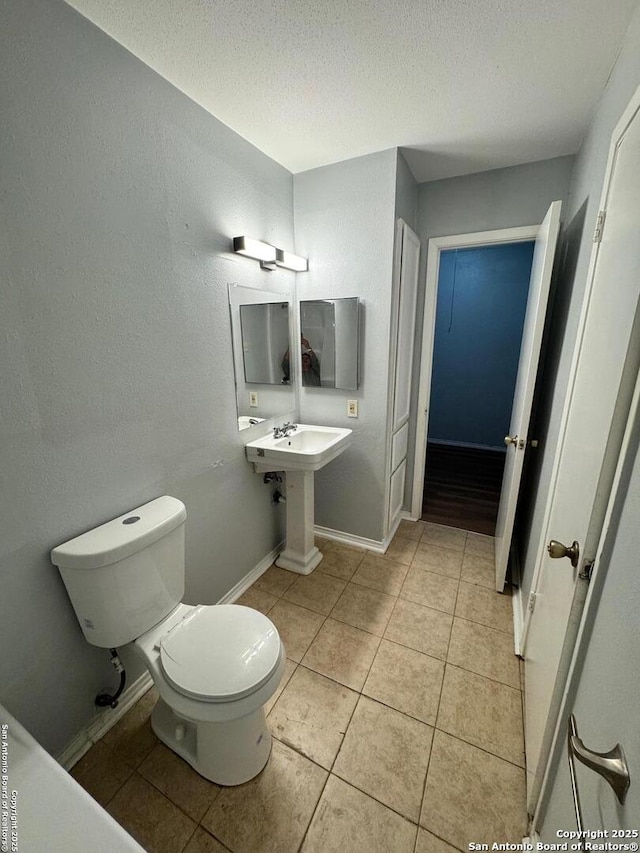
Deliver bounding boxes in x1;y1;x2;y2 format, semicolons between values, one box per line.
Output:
299;297;360;390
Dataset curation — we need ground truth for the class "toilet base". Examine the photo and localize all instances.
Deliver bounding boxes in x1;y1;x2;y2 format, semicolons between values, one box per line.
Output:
151;697;272;786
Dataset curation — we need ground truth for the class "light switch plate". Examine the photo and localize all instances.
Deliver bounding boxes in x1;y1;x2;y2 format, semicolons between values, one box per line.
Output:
347;399;358;417
249;391;258;407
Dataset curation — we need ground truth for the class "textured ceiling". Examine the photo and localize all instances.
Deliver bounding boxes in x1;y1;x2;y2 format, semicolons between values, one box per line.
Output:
64;0;638;182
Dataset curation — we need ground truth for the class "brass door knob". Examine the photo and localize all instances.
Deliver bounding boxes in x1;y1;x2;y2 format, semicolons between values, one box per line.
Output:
505;435;525;449
547;539;580;568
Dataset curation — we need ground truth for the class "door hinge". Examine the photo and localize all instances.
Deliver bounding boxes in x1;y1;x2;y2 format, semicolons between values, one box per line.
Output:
579;559;595;583
528;592;537;613
593;210;606;243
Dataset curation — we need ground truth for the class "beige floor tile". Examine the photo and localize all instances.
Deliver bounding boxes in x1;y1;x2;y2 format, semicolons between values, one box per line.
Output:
269;666;358;769
184;826;230;853
315;536;330;549
253;565;298;597
465;532;495;559
317;542;366;581
520;658;526;693
421;731;527;847
302;618;380;691
460;552;495;589
420;523;467;552
267;599;326;662
352;553;409;596
400;567;459;614
102;687;160;768
106;773;196;853
415;828;461;853
333;696;433;821
330;583;396;636
235;586;278;615
184;827;231;852
282;571;347;615
447;618;520;689
363;640;444;725
202;740;327;853
138;743;220;822
412;544;463;579
385;534;419;565
265;658;297;715
70;741;133;806
398;519;426;540
436;665;524;766
301;775;417;853
455;581;513;634
385;597;452;660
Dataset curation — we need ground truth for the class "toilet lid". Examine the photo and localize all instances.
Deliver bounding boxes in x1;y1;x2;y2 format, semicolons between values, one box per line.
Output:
159;605;281;702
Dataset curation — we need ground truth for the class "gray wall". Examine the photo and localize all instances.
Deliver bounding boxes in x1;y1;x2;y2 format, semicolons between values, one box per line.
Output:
394;150;419;232
0;0;294;753
294;150;398;541
406;156;575;508
520;2;640;607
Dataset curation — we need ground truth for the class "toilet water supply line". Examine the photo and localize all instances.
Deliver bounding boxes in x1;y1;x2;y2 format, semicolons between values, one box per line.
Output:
95;648;126;709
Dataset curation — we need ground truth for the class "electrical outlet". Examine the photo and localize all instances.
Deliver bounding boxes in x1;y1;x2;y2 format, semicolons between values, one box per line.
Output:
249;391;258;407
347;399;358;418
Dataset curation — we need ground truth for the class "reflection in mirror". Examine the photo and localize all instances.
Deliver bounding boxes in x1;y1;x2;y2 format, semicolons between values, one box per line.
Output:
240;303;290;385
229;285;295;431
299;298;360;390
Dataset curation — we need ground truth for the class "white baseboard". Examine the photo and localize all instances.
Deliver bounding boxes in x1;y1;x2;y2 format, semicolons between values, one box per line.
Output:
315;518;400;555
429;439;507;453
57;540;285;770
57;670;154;770
217;540;285;604
512;584;524;657
509;541;524;657
400;509;420;522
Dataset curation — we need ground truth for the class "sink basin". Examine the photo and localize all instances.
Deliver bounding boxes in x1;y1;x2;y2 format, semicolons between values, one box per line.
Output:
246;424;352;472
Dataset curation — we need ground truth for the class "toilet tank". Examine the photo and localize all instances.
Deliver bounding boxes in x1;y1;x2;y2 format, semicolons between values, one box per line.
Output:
51;496;187;648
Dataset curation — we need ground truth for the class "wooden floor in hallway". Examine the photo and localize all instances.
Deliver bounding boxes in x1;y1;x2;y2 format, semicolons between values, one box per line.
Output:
69;520;526;853
422;443;506;535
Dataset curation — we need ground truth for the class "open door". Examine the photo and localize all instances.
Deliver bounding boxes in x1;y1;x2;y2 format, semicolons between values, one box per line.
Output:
494;201;562;591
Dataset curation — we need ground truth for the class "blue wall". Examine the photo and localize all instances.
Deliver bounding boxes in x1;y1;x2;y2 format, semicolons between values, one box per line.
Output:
427;241;535;450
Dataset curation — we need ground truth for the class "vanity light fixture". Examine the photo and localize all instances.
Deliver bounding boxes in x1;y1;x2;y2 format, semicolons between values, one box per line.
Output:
275;249;308;272
232;236;308;272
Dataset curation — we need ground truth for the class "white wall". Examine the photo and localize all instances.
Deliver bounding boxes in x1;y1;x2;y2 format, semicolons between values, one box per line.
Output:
0;0;294;753
294;150;398;541
520;2;640;607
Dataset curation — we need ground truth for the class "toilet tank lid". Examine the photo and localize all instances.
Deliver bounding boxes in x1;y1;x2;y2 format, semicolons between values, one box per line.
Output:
51;496;186;570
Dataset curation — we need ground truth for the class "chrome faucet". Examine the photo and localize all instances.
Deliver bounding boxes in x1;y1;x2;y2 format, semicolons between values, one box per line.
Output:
273;422;297;438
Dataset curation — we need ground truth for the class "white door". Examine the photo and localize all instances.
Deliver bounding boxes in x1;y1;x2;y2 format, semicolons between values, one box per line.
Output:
524;91;640;812
494;201;562;591
536;377;640;836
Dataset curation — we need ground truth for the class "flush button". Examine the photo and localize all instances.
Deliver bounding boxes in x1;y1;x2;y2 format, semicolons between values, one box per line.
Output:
122;516;141;525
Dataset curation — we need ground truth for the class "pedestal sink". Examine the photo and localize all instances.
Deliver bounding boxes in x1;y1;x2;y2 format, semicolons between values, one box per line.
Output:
246;424;352;574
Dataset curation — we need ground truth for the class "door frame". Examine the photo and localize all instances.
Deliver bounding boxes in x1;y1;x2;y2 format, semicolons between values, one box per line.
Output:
410;225;539;521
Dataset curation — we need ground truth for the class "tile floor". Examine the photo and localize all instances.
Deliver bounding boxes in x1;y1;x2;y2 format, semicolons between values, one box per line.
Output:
70;520;528;853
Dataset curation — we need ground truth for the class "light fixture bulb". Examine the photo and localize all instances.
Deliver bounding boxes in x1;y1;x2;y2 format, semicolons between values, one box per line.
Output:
275;249;308;272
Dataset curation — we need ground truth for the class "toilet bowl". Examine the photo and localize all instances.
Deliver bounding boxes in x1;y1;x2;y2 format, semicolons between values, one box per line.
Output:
132;602;286;785
51;496;286;785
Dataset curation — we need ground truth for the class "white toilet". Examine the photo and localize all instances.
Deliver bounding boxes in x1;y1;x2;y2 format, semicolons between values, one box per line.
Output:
51;495;286;786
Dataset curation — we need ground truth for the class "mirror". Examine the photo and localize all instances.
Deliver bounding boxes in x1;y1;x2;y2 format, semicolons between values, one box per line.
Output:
239;303;290;385
229;284;295;430
299;298;360;390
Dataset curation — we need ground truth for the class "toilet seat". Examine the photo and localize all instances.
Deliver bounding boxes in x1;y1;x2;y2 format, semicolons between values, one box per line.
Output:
158;605;281;703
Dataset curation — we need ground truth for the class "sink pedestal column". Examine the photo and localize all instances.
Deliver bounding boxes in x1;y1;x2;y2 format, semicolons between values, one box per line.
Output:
276;470;323;575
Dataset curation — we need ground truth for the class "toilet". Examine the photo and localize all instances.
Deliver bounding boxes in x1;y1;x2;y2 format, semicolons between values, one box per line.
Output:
51;495;286;786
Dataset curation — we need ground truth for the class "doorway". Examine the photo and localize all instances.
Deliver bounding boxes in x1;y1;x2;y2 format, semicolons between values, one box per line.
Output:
422;241;536;535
